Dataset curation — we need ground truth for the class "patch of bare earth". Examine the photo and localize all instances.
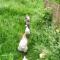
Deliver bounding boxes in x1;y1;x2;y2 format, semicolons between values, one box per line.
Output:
44;0;60;28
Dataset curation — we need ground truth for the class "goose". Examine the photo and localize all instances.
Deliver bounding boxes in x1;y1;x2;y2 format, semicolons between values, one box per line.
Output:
18;33;28;52
26;22;30;28
25;15;30;28
25;15;30;22
23;56;28;60
25;25;30;35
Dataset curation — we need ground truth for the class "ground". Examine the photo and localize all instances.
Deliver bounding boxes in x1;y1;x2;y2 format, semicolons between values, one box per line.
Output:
0;0;60;60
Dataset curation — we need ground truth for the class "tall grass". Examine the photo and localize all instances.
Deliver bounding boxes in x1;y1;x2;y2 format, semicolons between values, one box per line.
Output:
0;0;60;60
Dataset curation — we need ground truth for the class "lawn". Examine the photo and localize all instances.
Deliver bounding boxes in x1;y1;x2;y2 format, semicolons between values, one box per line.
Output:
0;0;60;60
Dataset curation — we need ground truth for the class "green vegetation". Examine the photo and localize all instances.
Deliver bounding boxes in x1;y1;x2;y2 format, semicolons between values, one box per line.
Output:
51;0;60;4
55;0;60;4
0;0;60;60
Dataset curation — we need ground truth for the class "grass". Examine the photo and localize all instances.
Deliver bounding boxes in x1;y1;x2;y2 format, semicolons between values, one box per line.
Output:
0;0;60;60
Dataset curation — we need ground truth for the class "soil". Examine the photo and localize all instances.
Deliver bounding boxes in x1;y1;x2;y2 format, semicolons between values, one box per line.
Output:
44;0;60;28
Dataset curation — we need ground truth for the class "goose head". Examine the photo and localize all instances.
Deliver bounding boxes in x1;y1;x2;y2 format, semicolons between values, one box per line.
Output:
25;15;30;22
23;56;28;60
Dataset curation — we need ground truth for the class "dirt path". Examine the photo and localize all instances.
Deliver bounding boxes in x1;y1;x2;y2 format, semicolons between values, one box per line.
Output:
44;0;60;28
